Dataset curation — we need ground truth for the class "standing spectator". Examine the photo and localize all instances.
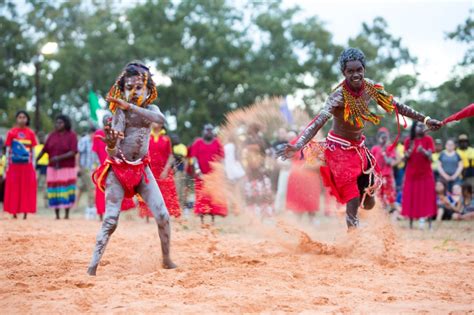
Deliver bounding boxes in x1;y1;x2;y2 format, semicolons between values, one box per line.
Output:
394;135;407;192
36;115;78;220
170;133;188;211
189;124;227;224
438;139;463;193
223;133;245;214
371;127;398;213
34;132;49;209
242;123;273;217
140;122;181;220
224;133;245;182
4;111;38;219
431;138;443;181
456;134;474;187
91;114;111;221
401;121;437;229
4;110;37;219
77;125;97;218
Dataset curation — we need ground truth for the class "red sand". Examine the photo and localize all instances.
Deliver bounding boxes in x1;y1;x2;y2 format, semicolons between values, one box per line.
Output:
1;210;473;313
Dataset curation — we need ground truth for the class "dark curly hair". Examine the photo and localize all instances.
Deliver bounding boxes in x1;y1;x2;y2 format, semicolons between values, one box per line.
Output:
117;61;155;92
56;114;72;131
339;48;366;72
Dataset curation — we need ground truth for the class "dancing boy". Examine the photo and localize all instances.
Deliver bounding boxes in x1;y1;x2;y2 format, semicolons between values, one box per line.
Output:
277;48;442;228
87;62;176;275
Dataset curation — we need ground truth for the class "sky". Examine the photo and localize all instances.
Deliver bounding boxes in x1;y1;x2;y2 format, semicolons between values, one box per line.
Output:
282;0;472;87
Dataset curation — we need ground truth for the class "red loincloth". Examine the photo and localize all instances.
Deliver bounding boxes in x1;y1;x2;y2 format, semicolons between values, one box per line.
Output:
317;131;379;204
92;155;150;211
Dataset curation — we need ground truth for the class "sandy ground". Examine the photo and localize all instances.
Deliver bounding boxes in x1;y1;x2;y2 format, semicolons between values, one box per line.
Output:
1;206;473;314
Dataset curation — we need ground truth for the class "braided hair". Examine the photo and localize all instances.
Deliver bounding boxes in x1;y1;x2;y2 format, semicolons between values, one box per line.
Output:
339;48;366;72
107;61;158;113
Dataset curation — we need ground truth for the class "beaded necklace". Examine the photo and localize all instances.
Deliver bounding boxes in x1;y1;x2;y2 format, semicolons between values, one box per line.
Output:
336;79;395;128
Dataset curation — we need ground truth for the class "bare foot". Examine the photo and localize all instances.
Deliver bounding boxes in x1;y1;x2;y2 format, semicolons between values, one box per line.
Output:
162;258;177;269
87;266;97;276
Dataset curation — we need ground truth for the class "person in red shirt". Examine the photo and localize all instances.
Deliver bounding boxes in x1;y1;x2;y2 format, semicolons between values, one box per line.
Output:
370;127;398;213
4;110;38;219
36;115;78;220
189;124;227;224
139;122;181;220
91;114;111;220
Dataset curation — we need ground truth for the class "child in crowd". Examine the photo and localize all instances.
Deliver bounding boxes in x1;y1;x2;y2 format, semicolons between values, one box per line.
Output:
453;183;474;220
435;180;456;221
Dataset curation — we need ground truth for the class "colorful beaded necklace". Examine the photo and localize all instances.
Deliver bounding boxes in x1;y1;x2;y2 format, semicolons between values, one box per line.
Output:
335;79;395;128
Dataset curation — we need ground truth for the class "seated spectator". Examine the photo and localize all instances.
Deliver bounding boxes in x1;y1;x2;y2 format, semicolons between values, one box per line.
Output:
435;180;456;221
453;183;474;220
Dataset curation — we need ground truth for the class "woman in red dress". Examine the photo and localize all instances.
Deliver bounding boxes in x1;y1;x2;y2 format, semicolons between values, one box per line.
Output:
139;122;181;219
401;121;437;228
36;115;78;220
4;111;38;219
189;124;227;223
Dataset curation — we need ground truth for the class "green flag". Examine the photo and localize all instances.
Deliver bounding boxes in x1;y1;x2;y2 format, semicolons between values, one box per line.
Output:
88;89;100;122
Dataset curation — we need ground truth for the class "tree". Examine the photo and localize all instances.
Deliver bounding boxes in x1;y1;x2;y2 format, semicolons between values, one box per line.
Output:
447;9;473;66
0;2;34;126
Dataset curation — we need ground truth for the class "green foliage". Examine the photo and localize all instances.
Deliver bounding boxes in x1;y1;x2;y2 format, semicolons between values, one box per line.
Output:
0;2;34;121
0;0;470;144
447;9;473;65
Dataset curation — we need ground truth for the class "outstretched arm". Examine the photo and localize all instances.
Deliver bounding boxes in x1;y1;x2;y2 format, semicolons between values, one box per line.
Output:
294;110;332;150
129;104;165;124
277;91;340;159
394;101;442;131
106;97;165;124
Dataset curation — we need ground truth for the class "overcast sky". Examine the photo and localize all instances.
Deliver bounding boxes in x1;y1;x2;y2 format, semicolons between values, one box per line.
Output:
282;0;472;87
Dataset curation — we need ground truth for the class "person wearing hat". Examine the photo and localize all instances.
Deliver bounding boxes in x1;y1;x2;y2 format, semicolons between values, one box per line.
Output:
457;134;474;187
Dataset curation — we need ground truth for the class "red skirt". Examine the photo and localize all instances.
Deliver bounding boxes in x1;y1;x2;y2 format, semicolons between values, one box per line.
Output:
401;174;436;219
194;178;227;216
320;133;369;204
286;163;320;213
4;163;37;214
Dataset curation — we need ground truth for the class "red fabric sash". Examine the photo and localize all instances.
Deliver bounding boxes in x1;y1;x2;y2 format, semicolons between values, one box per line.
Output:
92;155;150;198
